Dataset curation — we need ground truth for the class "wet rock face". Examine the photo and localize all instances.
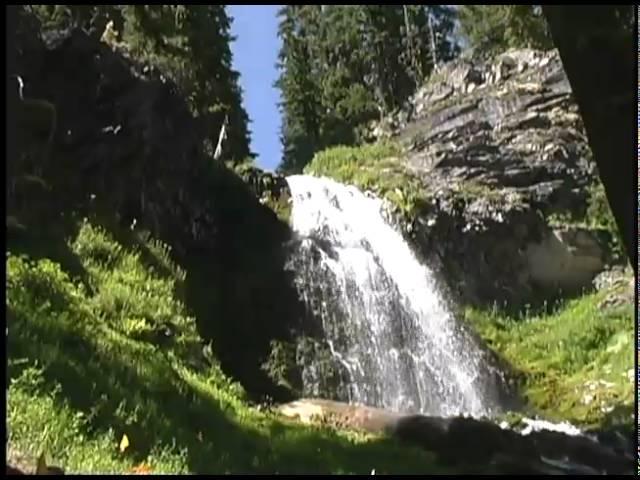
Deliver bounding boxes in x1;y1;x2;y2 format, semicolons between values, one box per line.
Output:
376;49;611;308
403;49;594;217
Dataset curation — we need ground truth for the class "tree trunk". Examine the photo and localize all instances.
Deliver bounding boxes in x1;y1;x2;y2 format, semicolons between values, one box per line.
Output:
541;6;635;272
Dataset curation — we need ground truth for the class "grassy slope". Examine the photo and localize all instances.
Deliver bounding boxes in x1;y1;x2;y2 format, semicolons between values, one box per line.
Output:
304;142;426;217
464;290;634;429
6;221;444;475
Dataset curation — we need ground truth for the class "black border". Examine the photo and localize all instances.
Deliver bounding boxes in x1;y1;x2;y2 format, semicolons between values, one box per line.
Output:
635;3;640;474
3;4;640;476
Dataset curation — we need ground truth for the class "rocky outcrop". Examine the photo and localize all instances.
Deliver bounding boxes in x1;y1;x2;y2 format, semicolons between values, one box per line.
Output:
6;449;65;475
375;49;615;308
234;165;290;202
233;165;292;222
278;398;402;433
592;266;635;310
278;399;634;475
523;227;607;292
403;49;594;214
9;20;303;401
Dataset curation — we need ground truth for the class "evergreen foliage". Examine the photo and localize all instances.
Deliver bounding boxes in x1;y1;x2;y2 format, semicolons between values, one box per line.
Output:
458;6;553;54
275;5;458;174
29;5;253;164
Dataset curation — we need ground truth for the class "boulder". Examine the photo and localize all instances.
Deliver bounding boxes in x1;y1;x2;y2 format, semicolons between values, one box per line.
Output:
278;398;401;434
524;227;606;292
278;398;634;475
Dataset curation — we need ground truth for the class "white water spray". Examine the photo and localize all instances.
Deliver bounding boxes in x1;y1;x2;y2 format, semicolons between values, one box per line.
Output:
286;175;511;418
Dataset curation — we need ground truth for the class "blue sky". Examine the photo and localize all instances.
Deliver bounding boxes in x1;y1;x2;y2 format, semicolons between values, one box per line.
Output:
229;5;283;172
228;6;463;172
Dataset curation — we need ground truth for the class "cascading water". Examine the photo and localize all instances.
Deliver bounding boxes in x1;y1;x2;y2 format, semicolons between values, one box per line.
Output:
286;174;513;418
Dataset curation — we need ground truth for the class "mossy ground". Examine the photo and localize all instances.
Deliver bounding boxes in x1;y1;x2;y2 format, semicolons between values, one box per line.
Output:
464;287;634;430
7;220;445;475
304;142;427;218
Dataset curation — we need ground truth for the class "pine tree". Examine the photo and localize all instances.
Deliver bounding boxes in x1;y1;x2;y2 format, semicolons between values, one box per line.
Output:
362;6;410;114
28;5;124;38
458;5;553;54
425;6;460;65
315;6;378;146
275;5;458;173
183;6;253;162
275;6;324;174
121;5;253;164
121;6;192;84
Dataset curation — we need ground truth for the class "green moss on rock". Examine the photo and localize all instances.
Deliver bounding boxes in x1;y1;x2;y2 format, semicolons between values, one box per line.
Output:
304;142;427;219
303;142;528;231
231;163;293;224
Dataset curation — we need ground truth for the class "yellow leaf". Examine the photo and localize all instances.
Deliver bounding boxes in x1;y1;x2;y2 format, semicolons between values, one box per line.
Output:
119;433;130;453
130;463;152;475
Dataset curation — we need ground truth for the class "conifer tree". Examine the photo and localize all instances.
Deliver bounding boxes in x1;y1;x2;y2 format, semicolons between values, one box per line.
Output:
275;5;458;173
458;5;553;53
275;6;324;173
121;5;253;163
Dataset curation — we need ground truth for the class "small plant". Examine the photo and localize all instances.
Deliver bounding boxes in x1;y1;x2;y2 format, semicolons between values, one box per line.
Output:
260;190;292;224
261;340;300;393
227;156;256;174
584;182;625;260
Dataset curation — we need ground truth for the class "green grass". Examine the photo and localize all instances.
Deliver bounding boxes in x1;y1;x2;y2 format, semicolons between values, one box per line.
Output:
8;367;188;474
464;288;634;429
303;142;527;222
7;220;445;474
304;142;427;217
304;142;401;180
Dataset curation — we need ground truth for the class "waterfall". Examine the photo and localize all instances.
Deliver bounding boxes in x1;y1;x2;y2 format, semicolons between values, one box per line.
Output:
286;174;512;418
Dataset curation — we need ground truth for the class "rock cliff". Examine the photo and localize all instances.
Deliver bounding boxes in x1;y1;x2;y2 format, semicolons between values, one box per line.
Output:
371;49;617;309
